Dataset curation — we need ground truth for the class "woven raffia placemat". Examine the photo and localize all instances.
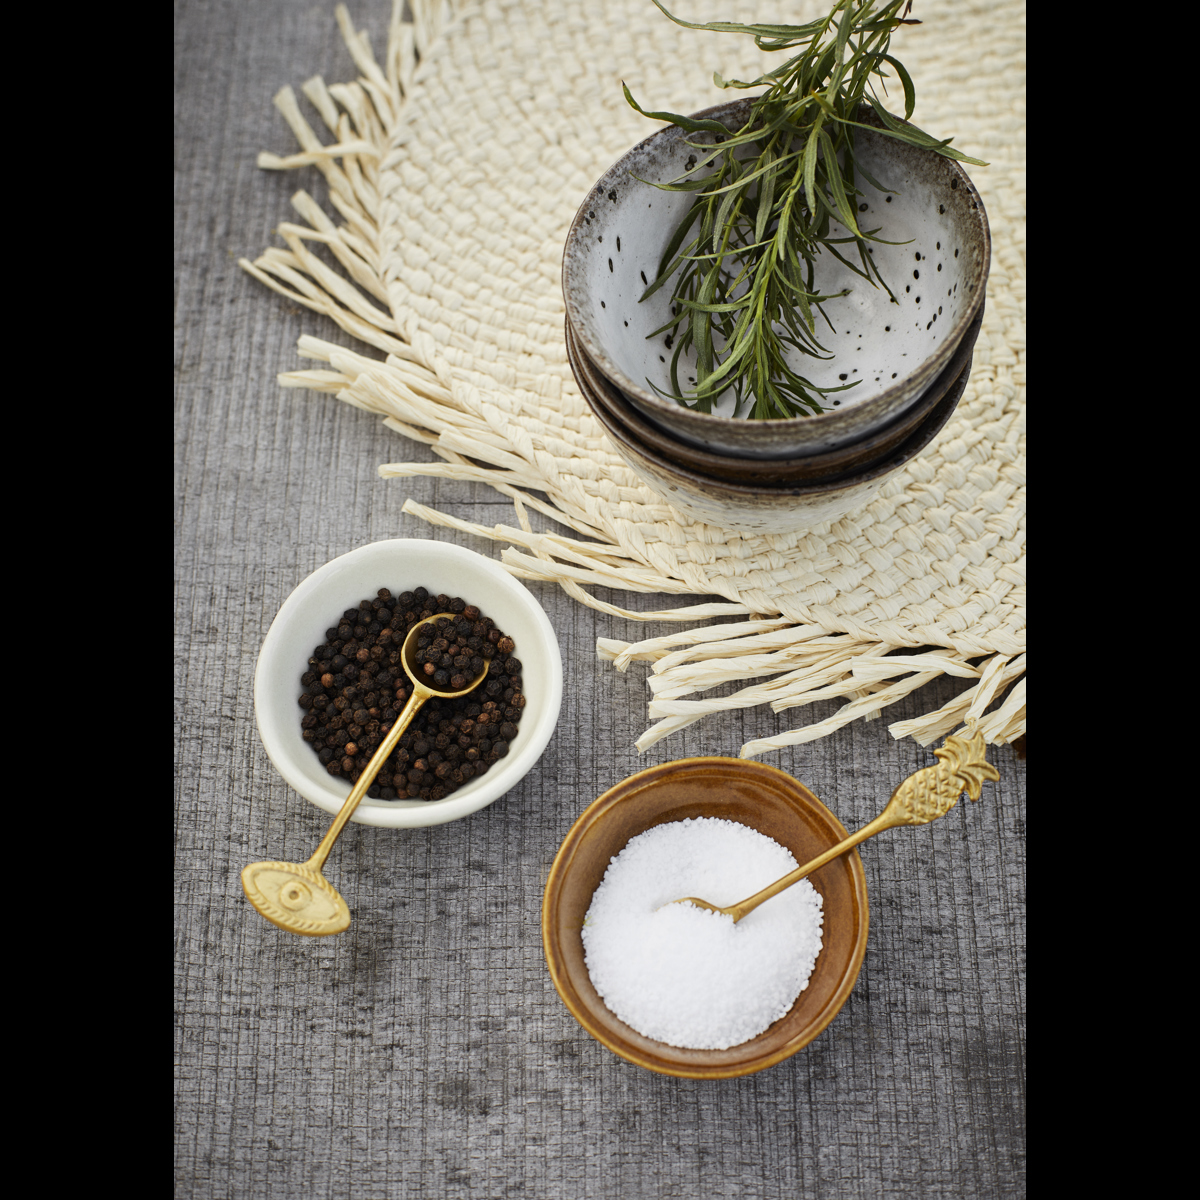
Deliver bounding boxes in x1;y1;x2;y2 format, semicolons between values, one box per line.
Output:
241;0;1025;756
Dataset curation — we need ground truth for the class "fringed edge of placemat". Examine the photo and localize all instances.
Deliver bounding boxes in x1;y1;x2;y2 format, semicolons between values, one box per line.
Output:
240;1;1026;754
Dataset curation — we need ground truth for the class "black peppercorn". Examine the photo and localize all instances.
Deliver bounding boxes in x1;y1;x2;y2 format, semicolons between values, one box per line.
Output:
298;585;527;800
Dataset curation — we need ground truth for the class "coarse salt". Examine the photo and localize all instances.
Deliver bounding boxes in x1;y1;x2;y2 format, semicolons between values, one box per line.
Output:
581;817;824;1050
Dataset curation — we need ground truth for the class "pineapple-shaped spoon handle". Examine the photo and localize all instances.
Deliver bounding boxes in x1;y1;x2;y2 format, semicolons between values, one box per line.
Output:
674;725;1001;923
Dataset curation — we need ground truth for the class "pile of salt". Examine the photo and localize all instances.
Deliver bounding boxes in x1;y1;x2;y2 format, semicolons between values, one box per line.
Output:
581;817;824;1050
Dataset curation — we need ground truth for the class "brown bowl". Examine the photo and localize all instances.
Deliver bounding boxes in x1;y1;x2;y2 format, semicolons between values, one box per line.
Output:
542;758;869;1078
567;303;982;485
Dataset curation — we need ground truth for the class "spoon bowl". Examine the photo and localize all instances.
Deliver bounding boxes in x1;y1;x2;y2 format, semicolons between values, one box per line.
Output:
242;613;488;936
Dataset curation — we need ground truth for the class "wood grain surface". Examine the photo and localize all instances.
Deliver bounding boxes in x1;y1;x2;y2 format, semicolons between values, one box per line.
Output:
174;3;1026;1195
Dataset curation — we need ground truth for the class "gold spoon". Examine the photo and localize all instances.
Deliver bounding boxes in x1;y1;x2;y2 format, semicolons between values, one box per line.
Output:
242;612;489;937
669;726;1000;924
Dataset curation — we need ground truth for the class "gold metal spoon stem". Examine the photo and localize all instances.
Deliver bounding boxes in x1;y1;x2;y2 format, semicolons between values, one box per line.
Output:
673;726;1000;923
305;685;428;873
242;612;489;937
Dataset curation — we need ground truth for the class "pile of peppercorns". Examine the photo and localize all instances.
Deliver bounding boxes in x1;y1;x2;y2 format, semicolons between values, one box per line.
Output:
297;586;526;800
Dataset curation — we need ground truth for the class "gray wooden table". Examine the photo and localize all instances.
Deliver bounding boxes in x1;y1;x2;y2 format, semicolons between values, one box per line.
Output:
174;4;1025;1195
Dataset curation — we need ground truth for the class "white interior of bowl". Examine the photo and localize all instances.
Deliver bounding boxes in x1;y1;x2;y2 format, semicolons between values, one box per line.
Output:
567;113;983;454
254;540;563;828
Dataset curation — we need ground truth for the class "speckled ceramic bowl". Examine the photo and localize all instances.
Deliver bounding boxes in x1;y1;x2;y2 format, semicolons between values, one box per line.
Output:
567;304;982;486
542;758;869;1078
581;331;971;534
562;99;989;460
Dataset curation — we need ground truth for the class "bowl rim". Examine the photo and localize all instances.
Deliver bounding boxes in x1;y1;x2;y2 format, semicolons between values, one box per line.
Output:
253;538;564;829
582;337;970;498
542;756;870;1078
562;98;990;438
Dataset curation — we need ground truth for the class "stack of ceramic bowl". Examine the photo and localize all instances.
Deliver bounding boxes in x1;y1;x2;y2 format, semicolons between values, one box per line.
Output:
562;101;989;535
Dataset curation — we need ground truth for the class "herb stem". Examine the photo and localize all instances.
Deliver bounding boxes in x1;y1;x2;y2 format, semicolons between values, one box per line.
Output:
627;1;985;419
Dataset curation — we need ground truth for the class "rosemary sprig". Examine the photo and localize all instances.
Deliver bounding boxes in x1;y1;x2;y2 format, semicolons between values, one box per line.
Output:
626;0;986;419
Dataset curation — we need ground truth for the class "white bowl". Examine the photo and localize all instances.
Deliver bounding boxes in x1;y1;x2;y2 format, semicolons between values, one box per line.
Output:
254;539;563;828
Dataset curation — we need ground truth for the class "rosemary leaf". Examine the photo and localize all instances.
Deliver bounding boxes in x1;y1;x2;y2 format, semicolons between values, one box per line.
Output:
626;1;985;418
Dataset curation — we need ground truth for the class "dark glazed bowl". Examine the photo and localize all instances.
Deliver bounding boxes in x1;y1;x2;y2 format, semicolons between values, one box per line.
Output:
542;758;869;1078
562;99;989;460
574;332;972;534
567;303;982;485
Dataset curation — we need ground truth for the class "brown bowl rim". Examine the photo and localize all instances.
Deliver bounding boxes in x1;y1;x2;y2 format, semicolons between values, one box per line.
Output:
541;757;870;1078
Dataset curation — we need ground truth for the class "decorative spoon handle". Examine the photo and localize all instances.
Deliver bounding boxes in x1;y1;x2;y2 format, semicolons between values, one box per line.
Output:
242;613;490;937
712;726;1001;923
881;725;1001;827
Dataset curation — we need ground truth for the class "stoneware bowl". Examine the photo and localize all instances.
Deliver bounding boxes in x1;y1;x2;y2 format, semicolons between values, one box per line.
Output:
562;99;989;459
582;344;970;534
254;538;563;828
567;304;982;486
542;758;869;1078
